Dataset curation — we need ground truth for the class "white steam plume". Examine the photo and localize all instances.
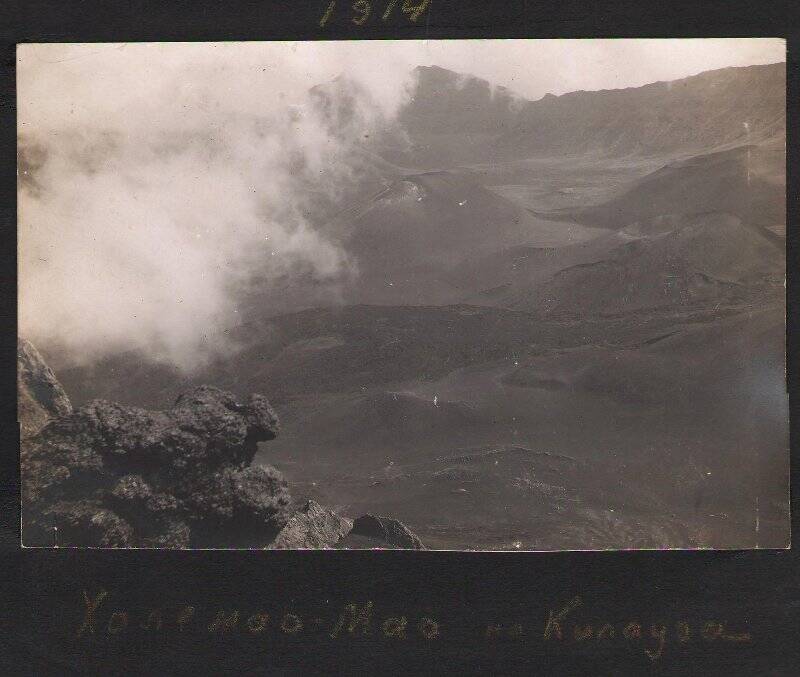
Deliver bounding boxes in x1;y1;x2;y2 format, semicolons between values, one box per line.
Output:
18;43;415;370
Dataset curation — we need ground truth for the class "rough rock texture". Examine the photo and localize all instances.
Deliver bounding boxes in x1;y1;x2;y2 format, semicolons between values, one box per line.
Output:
18;338;72;439
22;384;291;548
20;341;427;550
268;500;353;550
337;514;426;550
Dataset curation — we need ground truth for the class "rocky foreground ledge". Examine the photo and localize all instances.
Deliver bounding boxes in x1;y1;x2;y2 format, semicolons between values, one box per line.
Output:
19;340;425;550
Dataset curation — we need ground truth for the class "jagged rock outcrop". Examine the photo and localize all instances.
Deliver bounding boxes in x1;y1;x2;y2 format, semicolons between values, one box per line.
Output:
21;385;291;548
18;338;72;439
337;514;426;550
268;505;427;550
268;500;353;550
19;342;427;550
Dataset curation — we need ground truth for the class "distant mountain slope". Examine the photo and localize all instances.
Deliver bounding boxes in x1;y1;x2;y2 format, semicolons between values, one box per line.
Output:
372;62;786;168
490;63;785;159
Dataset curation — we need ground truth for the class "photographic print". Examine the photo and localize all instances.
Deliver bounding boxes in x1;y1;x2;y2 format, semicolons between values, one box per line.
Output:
18;39;788;550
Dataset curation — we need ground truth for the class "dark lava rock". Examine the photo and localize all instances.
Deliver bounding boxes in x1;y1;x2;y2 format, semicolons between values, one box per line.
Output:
45;501;135;548
22;384;290;548
268;500;353;550
20;341;424;551
18;338;72;439
337;514;426;550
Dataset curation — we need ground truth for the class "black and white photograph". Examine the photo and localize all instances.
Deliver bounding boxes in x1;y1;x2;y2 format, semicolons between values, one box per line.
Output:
18;38;788;551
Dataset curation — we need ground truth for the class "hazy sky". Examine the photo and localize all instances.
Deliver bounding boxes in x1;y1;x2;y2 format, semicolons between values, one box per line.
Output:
17;39;785;368
424;38;785;97
19;39;784;128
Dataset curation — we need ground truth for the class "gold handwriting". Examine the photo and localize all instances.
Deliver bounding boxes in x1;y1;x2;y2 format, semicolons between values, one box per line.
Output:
319;0;431;27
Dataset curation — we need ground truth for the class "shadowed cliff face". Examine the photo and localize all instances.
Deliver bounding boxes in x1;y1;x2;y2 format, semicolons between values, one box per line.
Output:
18;338;73;439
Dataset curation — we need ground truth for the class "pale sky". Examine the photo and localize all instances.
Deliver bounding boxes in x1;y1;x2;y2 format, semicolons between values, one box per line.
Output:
421;38;785;97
